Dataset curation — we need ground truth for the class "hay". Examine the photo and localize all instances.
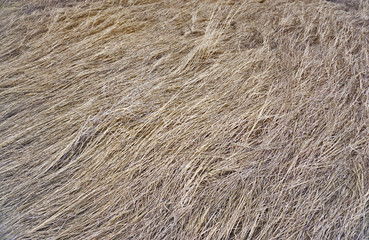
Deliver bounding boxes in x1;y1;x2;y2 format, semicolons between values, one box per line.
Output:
1;0;368;239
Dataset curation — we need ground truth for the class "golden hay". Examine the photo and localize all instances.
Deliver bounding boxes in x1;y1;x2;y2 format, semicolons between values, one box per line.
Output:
1;0;368;239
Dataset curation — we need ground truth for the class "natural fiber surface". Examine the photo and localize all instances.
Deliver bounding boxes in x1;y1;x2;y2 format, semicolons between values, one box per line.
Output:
1;0;369;239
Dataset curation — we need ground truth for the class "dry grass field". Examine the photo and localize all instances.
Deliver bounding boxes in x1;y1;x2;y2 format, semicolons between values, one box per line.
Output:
1;0;369;239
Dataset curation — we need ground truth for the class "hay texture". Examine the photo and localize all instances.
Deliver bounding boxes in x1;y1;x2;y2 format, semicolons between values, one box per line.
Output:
1;0;369;239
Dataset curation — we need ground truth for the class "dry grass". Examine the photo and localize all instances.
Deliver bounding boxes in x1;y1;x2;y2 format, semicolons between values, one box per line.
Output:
0;0;368;239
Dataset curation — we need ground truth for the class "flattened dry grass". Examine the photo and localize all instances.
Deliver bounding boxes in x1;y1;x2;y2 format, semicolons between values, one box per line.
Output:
1;0;369;239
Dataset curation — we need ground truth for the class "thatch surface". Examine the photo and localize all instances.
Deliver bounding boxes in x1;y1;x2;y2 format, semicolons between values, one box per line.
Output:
1;0;368;239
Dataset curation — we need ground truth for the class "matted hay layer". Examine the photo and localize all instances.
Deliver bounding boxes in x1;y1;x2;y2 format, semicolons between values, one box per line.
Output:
1;0;369;239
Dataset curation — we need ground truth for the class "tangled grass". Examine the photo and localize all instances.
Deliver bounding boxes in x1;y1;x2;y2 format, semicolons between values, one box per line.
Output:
1;0;369;239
